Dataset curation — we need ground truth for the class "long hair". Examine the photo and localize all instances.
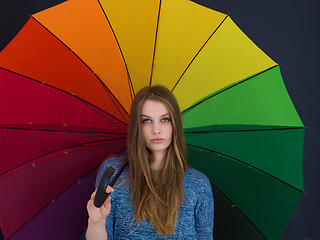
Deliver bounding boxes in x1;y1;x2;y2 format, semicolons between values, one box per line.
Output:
127;85;188;236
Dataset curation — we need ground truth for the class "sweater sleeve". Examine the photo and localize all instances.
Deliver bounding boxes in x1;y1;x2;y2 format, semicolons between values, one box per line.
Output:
194;174;214;239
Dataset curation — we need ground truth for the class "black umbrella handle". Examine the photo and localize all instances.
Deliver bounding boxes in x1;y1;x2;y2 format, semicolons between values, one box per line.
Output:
94;167;115;208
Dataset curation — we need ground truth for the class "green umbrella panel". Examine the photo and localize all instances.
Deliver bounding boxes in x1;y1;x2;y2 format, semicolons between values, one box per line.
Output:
183;66;305;239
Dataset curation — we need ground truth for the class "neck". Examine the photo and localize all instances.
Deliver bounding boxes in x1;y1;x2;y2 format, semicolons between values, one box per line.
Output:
151;151;166;171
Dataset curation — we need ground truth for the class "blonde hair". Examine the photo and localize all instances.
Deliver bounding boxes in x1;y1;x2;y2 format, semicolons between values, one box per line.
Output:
127;85;188;236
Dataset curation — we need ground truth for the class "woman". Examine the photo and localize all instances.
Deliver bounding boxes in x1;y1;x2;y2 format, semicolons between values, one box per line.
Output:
86;85;214;239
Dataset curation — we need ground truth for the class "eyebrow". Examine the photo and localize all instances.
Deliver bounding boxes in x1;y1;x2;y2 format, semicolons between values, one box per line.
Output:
141;113;170;118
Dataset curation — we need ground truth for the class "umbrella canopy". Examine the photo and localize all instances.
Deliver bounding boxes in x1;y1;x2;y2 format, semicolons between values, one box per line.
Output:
0;0;304;239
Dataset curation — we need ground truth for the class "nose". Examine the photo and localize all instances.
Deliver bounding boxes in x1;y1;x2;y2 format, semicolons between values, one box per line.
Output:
152;129;160;134
152;123;160;135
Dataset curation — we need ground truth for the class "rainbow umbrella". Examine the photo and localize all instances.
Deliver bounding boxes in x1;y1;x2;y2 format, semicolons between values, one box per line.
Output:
0;0;304;239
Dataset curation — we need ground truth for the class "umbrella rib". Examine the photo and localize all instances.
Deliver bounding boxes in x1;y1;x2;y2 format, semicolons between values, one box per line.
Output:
0;66;128;132
187;144;304;194
211;183;267;240
0;125;126;137
0;138;126;177
184;126;305;135
171;15;229;92
149;0;162;86
181;65;278;116
96;0;135;99
81;100;128;133
30;16;130;125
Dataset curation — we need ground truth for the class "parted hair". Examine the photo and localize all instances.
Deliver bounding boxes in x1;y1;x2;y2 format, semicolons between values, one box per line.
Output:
126;85;188;236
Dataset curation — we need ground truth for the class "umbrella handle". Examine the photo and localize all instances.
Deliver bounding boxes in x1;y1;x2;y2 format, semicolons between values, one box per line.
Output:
94;167;115;208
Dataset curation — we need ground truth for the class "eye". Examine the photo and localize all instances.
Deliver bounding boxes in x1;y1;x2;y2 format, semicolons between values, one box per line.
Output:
142;119;151;124
161;117;170;122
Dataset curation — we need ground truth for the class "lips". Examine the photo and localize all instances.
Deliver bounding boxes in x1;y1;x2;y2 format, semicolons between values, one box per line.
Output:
151;138;164;143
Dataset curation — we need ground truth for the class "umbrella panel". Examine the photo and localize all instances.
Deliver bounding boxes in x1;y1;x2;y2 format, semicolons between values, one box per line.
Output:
0;67;127;176
151;0;227;90
0;128;125;176
33;0;133;113
172;16;276;111
0;143;125;239
99;0;161;92
0;18;129;123
212;186;265;240
0;68;127;134
182;66;303;130
185;127;305;190
188;146;303;240
9;169;98;240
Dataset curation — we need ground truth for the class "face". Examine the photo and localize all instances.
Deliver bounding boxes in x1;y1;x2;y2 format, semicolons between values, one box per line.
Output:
141;100;173;160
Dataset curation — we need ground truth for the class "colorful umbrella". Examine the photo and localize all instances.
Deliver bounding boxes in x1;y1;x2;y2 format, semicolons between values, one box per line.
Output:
0;0;304;239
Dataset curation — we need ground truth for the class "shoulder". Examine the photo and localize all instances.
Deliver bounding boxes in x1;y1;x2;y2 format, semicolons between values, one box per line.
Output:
184;167;212;196
96;155;127;187
184;167;211;186
99;155;126;172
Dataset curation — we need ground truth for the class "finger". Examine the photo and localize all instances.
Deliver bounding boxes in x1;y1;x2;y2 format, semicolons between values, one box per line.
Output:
106;186;114;193
90;190;96;200
87;196;94;209
102;195;112;208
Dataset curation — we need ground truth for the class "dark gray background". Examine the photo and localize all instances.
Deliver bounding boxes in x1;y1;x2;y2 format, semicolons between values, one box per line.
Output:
1;0;319;239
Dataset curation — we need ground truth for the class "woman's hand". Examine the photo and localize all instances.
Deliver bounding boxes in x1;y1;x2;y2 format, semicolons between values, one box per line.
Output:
87;186;114;223
86;186;114;240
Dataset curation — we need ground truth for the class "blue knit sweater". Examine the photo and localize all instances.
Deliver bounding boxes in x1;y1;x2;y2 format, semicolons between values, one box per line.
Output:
96;156;214;239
